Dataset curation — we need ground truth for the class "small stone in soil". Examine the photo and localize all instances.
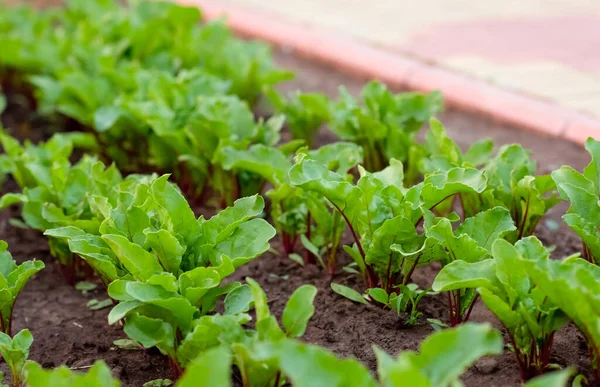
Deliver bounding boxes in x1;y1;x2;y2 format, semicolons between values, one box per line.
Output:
474;358;499;374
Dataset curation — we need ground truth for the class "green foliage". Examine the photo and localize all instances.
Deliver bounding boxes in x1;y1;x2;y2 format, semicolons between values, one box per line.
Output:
434;237;568;380
481;144;559;241
422;119;558;240
178;322;502;387
375;322;503;387
421;118;493;174
0;329;33;387
176;279;317;385
24;361;120;387
552;137;600;264
220;142;362;271
0;131;116;283
0;0;292;205
46;180;277;376
267;90;331;147
290;156;486;292
429;207;516;325
524;249;600;375
0;241;44;335
330;82;443;178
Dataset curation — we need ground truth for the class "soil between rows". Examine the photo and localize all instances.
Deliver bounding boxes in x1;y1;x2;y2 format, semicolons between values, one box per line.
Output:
0;48;595;386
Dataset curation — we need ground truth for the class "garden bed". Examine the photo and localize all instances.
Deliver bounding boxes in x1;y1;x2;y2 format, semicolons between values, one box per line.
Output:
0;46;594;386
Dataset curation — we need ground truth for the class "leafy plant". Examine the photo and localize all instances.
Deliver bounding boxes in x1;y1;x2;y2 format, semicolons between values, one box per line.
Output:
524;249;600;380
330;82;442;178
0;241;44;335
481;144;559;241
290;156;487;289
0;131;125;283
428;207;516;326
367;284;429;326
421;118;493;175
267;90;330;147
175;278;317;386
552;137;600;264
434;237;568;380
24;361;120;387
178;322;502;387
0;329;33;387
48;177;276;379
219;142;362;271
421;120;558;240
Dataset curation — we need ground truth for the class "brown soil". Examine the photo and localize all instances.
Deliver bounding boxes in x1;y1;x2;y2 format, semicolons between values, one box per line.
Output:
0;47;594;386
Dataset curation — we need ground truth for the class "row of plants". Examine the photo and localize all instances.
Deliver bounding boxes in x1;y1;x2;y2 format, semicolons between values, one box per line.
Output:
0;230;577;387
0;0;442;207
2;122;599;386
1;0;600;386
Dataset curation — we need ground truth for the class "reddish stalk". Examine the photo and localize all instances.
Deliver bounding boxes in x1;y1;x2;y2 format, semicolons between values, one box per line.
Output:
463;294;479;322
517;192;532;240
304;212;316;265
327;199;377;287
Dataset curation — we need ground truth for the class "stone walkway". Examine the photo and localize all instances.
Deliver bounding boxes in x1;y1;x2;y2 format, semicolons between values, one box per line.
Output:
205;0;600;117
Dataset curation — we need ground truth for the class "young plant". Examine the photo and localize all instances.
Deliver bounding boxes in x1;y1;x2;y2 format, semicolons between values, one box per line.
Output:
178;322;502;387
24;361;120;387
267;90;331;147
428;207;516;326
0;241;44;336
290;157;487;289
524;248;600;380
219;142;362;272
434;237;568;380
422;119;558;239
0;329;33;387
175;278;317;386
374;323;503;387
330;81;442;177
552;137;600;264
421;118;493;175
49;176;276;379
366;284;429;326
0;131;122;284
481;144;560;241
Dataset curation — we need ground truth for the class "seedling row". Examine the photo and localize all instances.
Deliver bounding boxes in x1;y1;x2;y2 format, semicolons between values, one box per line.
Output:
0;1;597;386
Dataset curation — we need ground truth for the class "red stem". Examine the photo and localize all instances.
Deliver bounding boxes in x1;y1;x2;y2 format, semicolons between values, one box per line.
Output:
304;212;316;265
327;199;377;287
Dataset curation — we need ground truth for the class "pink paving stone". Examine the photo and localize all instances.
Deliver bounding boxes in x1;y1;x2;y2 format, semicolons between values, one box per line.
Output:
400;15;600;71
564;118;600;143
182;0;600;144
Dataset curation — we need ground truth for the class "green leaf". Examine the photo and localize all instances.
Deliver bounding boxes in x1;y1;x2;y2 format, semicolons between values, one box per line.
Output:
255;339;377;387
455;207;515;252
102;234;162;281
176;346;232;387
25;360;119;387
404;323;502;386
432;259;499;293
224;284;253;315
282;285;317;338
144;229;184;274
202;195;265;245
330;283;367;304
523;368;575;387
219;145;290;185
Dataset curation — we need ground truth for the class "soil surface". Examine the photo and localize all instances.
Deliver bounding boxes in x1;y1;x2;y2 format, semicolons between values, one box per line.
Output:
0;46;594;386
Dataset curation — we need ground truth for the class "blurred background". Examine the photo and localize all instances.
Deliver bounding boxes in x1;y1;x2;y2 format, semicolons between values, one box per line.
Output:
207;0;600;117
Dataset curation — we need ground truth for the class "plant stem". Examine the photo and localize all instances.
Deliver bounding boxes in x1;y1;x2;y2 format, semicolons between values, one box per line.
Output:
463;294;479;322
304;212;316;265
327;199;377;287
517;192;532;240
